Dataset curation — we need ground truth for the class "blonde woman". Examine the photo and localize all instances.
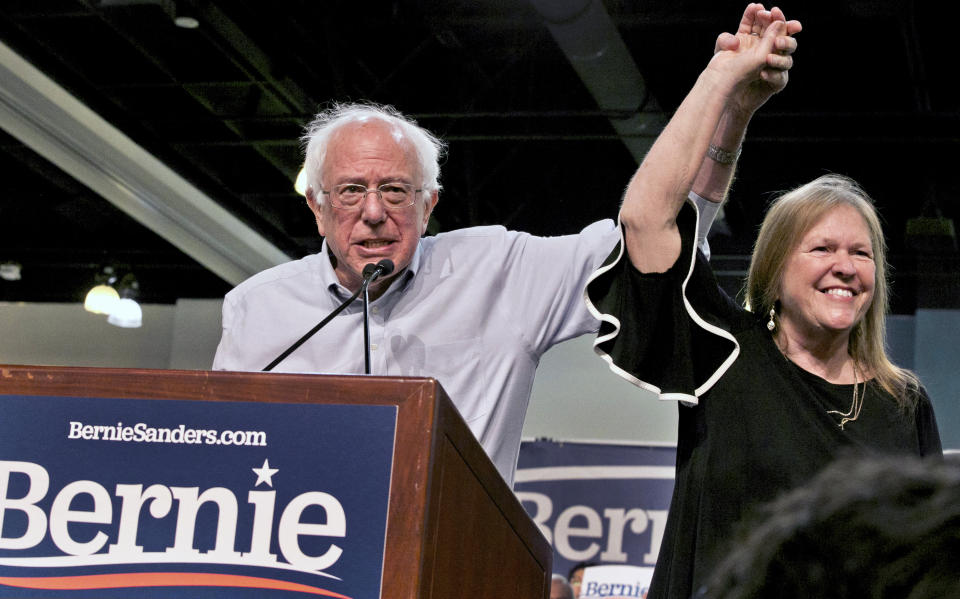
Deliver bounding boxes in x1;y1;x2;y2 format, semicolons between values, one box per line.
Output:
585;5;941;599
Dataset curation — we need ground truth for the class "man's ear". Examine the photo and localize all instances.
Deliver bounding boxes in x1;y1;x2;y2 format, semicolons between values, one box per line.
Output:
306;188;326;237
421;190;439;235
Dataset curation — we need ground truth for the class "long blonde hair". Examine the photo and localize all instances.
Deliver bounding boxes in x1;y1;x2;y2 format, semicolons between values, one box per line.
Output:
745;174;918;406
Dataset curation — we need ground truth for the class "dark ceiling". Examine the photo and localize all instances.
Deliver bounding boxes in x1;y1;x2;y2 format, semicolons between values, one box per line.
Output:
0;0;957;313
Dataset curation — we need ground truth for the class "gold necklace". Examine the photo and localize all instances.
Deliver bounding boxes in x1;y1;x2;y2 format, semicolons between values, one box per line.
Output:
826;361;863;429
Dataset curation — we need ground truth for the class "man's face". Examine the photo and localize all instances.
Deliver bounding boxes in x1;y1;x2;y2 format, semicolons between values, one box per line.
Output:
307;121;438;295
569;568;584;598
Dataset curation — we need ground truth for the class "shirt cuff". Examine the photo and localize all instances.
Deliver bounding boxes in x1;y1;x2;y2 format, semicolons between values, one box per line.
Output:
688;190;720;261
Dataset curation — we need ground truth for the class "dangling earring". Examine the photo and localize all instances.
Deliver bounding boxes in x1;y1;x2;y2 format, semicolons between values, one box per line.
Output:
767;307;776;331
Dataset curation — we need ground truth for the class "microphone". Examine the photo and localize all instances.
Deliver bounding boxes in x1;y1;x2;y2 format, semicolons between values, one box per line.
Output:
262;258;397;372
362;259;395;281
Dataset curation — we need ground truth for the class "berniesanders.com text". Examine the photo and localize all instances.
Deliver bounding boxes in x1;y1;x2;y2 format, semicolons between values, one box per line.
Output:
67;420;267;447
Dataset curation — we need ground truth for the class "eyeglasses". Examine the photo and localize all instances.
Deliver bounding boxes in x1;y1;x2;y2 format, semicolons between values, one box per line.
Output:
321;182;422;210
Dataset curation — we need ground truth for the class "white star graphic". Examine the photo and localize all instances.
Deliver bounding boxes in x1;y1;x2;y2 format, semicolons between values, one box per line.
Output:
252;458;279;487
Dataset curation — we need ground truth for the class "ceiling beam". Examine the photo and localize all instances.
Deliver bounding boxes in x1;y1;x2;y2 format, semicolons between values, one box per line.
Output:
0;40;290;286
529;0;667;163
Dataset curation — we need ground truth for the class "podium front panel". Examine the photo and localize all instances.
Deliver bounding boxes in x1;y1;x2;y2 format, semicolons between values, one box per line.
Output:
0;392;397;598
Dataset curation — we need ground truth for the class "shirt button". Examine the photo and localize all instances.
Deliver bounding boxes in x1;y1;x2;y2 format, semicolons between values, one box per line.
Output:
372;306;380;314
370;344;378;351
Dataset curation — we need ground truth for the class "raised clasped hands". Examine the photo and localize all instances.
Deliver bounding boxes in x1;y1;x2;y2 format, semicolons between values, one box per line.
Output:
711;3;802;116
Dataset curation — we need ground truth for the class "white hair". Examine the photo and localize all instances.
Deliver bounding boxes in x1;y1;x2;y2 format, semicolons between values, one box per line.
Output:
301;102;446;197
552;574;574;599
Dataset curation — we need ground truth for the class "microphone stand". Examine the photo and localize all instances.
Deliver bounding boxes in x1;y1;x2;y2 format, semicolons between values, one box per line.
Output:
262;260;392;372
363;282;373;374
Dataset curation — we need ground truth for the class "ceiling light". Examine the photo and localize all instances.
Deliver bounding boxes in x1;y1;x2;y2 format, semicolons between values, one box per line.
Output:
107;273;142;328
107;298;143;328
0;262;21;281
84;266;119;314
174;15;199;29
84;284;120;315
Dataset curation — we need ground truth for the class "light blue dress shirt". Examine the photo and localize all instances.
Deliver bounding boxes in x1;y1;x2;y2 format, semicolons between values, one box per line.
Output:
214;220;616;485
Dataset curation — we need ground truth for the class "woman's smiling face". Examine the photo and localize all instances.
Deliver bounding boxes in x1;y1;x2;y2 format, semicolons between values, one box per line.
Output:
777;204;876;341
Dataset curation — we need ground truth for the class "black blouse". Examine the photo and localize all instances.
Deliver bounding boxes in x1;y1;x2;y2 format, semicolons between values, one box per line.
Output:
585;203;942;599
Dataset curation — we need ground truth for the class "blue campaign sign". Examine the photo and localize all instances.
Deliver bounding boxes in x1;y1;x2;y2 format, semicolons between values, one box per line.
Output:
514;440;677;578
0;394;397;599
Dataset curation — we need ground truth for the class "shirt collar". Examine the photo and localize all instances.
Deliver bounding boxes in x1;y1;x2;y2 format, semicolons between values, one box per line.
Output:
318;238;422;300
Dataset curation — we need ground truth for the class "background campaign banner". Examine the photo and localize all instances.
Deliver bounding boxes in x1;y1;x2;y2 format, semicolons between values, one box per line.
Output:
514;439;676;579
0;394;397;598
579;564;654;599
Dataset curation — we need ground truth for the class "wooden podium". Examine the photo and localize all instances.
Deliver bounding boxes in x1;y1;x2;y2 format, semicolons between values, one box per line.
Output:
0;365;551;598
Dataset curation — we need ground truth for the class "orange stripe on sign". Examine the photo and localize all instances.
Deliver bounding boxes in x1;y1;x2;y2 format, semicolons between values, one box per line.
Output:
0;572;353;598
